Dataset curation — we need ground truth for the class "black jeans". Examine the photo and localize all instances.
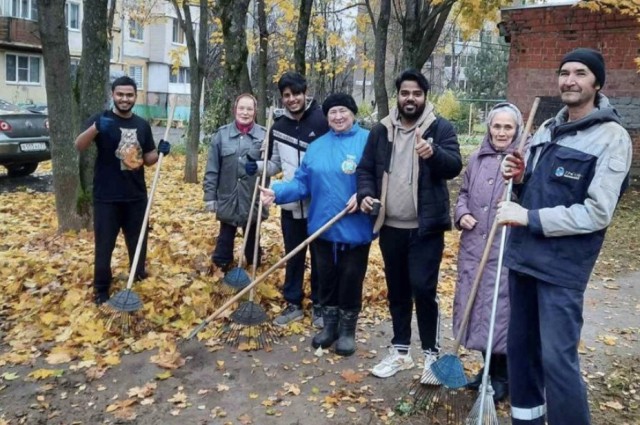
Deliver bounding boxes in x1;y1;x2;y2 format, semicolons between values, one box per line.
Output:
379;226;444;352
312;238;370;311
281;210;319;306
212;220;260;267
93;199;147;292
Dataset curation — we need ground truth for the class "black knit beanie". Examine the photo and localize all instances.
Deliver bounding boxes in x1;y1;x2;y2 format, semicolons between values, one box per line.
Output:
322;93;358;116
559;48;606;88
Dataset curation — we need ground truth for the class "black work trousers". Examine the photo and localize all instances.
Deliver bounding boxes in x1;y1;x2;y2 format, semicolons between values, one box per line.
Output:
212;220;260;268
93;199;147;292
379;226;444;352
312;238;371;311
280;210;319;306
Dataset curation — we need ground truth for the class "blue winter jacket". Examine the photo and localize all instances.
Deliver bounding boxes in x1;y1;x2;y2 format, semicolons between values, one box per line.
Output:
505;94;632;290
272;123;374;246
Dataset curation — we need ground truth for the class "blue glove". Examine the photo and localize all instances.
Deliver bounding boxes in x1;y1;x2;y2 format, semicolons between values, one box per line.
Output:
245;154;258;176
95;113;113;133
158;139;171;156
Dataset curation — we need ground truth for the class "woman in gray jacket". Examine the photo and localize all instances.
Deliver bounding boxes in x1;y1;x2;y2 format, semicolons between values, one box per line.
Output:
203;94;267;271
452;102;524;402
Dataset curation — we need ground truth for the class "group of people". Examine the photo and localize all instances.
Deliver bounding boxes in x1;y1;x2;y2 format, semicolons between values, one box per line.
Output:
77;47;632;425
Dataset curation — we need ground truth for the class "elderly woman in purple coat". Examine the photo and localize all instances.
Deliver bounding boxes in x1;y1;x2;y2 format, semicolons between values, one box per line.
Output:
453;102;524;402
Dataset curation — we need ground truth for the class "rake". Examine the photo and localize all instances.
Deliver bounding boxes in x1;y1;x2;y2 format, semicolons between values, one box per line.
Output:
187;207;349;340
217;109;277;350
427;97;541;390
100;101;176;334
222;109;275;292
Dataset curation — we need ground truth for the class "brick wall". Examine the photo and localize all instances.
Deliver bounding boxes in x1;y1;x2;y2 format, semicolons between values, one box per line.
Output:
500;4;640;174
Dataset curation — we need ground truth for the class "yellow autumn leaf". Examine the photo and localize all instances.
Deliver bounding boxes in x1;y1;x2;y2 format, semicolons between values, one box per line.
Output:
28;369;64;380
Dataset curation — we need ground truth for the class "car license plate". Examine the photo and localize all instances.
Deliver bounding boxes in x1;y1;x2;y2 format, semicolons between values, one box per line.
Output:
20;142;47;152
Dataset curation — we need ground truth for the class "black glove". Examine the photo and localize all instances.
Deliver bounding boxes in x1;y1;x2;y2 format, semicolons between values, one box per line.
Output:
245;154;258;176
158;139;171;156
95;112;113;133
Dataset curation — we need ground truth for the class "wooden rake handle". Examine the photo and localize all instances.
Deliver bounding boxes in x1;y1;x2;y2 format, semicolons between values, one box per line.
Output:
188;207;349;339
451;97;540;353
123;99;176;291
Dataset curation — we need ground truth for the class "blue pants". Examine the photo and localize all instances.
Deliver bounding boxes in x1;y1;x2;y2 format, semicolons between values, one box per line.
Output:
508;271;590;425
280;210;319;306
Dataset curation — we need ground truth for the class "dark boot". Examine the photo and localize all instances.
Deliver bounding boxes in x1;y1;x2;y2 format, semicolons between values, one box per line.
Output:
467;351;486;391
335;309;358;356
490;354;509;402
312;306;339;349
466;368;484;391
94;283;110;305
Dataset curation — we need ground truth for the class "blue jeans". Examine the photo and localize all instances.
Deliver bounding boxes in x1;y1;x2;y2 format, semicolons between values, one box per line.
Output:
280;210;319;306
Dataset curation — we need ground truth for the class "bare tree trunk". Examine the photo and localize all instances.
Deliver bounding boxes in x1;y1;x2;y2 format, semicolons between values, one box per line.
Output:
366;0;391;119
171;0;210;183
77;0;111;225
401;0;454;70
294;0;314;76
37;0;82;231
217;0;252;120
256;0;268;125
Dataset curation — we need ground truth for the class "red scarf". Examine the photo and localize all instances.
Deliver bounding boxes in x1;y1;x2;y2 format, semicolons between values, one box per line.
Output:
235;121;254;134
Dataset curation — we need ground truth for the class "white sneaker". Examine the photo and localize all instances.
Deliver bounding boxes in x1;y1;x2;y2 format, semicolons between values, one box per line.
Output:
370;347;415;378
420;351;442;385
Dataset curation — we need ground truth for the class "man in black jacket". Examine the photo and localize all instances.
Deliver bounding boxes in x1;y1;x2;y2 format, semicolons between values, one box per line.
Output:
357;69;462;383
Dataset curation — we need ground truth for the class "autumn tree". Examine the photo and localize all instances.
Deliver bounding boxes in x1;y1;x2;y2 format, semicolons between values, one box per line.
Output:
365;0;392;118
465;36;509;98
169;0;210;183
294;0;314;76
215;0;252;121
37;0;114;231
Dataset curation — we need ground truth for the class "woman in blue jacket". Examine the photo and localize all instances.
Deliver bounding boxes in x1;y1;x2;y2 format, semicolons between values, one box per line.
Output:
261;93;374;356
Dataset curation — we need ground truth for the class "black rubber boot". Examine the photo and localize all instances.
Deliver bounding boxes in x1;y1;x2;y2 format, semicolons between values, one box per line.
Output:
335;309;359;356
467;351;486;391
312;306;339;349
490;354;509;402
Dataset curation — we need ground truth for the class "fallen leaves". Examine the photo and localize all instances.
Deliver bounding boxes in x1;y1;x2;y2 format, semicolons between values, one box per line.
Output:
341;369;365;384
27;369;64;380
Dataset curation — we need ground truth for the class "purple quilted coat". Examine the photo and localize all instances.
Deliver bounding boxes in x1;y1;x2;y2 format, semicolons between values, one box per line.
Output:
452;135;516;354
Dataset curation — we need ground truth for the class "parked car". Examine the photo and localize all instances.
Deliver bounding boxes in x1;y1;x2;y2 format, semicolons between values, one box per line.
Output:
0;99;50;177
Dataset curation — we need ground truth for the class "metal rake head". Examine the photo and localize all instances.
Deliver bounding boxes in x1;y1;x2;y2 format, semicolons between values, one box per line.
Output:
466;383;498;425
403;380;471;424
215;301;277;350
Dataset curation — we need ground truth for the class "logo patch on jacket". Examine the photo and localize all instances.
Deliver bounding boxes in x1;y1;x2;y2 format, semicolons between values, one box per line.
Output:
342;155;357;174
554;166;582;181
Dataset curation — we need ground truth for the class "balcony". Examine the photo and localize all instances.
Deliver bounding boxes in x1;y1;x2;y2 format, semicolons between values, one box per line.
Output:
0;17;41;51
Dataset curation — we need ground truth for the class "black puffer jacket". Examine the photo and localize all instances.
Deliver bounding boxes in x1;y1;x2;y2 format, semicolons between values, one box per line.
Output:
356;116;462;236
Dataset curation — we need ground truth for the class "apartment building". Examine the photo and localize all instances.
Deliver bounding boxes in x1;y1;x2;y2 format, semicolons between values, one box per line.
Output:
0;0;197;119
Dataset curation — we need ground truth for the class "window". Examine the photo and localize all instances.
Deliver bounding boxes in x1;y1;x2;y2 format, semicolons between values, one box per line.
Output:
65;2;80;30
444;55;452;68
6;54;40;84
3;0;38;20
172;18;185;44
169;66;190;84
129;18;144;41
70;59;80;82
128;65;143;88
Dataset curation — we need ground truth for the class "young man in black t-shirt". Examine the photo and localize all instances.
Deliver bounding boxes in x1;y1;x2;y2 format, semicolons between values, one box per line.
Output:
74;76;171;304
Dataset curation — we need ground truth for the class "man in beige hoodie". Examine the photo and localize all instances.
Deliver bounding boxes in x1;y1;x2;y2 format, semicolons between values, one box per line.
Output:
357;69;462;384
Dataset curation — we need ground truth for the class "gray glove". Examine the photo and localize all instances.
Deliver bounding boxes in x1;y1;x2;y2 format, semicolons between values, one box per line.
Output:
205;200;218;213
